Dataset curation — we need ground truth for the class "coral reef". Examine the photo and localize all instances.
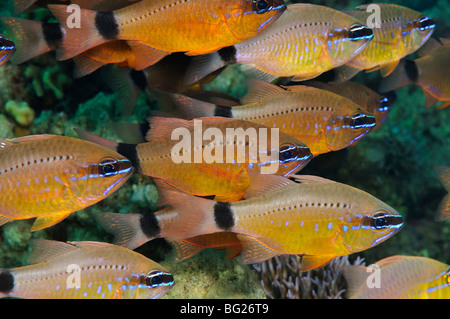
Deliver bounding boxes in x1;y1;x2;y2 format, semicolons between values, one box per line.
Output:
164;249;266;299
253;255;366;299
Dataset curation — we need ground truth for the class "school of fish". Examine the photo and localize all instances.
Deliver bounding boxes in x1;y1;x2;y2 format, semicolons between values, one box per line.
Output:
0;0;448;299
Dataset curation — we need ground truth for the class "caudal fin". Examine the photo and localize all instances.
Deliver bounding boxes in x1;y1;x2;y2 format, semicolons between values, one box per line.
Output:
170;94;218;119
48;4;109;61
378;60;416;94
93;212;152;250
0;18;63;64
12;0;36;14
184;51;227;85
154;179;220;237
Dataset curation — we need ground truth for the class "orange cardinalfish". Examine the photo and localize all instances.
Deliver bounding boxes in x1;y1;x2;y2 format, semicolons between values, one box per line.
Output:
0;135;133;231
343;255;450;299
48;0;287;61
156;174;403;269
0;34;15;66
379;38;450;109
434;166;449;221
334;4;435;81
185;3;374;85
172;79;377;156
0;239;174;299
75;117;312;202
94;211;242;261
306;80;395;131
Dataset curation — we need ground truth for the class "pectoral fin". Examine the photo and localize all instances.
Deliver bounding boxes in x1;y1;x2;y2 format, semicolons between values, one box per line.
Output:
379;60;400;77
299;255;335;271
236;234;278;264
31;212;72;231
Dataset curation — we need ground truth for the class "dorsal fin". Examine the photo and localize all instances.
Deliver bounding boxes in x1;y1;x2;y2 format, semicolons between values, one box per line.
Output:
241;79;286;105
27;239;78;264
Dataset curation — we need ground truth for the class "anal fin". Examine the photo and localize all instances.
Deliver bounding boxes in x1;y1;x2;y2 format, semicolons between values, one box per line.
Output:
31;212;72;231
236;234;278;264
299;255;335;271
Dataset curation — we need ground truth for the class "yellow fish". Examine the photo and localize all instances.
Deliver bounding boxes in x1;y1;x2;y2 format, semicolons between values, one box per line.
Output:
48;0;286;61
156;174;403;269
307;80;394;131
0;239;174;299
185;3;374;84
338;4;435;79
76;117;312;202
172;79;376;156
343;255;450;299
0;135;133;231
379;38;450;109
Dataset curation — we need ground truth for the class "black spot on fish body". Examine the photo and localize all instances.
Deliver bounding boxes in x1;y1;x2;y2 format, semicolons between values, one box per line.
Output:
218;46;237;64
139;122;151;141
140;211;161;239
42;22;64;50
0;271;14;294
117;143;140;171
214;202;234;231
95;11;119;40
214;105;233;118
404;60;419;83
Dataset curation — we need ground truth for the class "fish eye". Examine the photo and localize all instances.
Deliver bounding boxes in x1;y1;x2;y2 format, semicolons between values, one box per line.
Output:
349;113;376;130
348;25;373;41
370;212;388;230
279;144;310;164
145;271;174;289
98;158;120;177
252;0;271;14
416;16;435;31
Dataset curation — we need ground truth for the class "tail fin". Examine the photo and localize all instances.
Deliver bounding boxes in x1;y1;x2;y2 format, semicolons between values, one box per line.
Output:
434;166;450;221
184;51;227;85
102;66;145;118
154;179;220;237
378;60;416;94
48;4;108;61
72;53;105;78
170;94;218;119
12;0;35;14
93;212;151;250
341;265;369;299
73;128;120;152
0;18;60;64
